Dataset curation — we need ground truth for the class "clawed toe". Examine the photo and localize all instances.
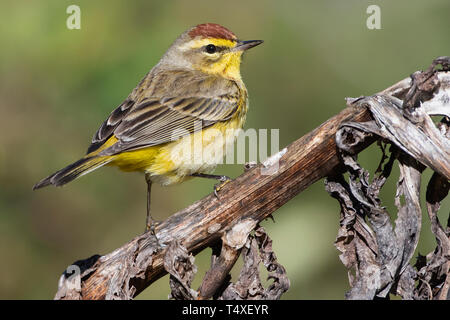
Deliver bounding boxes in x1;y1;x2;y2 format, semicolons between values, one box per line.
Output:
214;176;232;199
145;220;161;247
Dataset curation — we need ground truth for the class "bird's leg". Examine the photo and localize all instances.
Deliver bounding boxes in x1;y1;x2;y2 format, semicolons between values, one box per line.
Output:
190;173;232;198
145;173;159;245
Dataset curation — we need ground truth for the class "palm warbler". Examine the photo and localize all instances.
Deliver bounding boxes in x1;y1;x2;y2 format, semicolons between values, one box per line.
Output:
33;23;262;236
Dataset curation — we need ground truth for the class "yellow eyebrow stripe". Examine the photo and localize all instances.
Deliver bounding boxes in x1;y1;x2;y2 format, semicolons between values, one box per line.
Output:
182;38;236;50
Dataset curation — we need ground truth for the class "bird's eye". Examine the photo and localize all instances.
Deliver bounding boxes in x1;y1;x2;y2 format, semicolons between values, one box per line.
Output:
205;44;217;54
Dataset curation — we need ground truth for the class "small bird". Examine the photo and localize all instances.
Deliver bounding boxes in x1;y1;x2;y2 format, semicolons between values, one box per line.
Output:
33;23;263;237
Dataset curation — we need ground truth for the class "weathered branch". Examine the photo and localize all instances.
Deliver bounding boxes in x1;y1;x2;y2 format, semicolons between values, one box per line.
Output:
218;225;290;300
198;218;256;300
55;59;450;300
327;57;450;300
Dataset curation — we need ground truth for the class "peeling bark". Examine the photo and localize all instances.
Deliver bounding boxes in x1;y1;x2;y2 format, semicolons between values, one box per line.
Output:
327;57;450;300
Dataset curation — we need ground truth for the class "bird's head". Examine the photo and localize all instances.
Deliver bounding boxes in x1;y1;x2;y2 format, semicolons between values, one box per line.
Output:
160;23;263;80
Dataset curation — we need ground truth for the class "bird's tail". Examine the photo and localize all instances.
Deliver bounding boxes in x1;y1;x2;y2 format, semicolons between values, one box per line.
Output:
33;156;113;190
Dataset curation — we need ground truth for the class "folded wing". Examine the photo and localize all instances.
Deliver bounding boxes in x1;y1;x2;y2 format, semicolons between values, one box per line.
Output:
86;69;241;156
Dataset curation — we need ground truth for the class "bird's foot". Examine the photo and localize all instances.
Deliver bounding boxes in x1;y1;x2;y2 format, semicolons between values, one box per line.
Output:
145;220;161;248
213;176;232;199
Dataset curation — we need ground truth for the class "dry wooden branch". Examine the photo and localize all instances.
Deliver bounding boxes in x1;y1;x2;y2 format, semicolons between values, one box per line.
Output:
198;218;257;300
218;226;289;300
54;58;449;300
327;57;450;299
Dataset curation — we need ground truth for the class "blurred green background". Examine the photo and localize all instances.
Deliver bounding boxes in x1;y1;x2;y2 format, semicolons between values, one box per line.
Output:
0;0;449;299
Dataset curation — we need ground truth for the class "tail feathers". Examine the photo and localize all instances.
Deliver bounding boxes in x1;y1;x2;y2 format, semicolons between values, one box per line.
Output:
33;156;113;190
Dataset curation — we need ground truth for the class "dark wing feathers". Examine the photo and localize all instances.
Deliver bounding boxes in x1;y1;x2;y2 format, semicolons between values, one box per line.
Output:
87;69;241;156
87;98;135;153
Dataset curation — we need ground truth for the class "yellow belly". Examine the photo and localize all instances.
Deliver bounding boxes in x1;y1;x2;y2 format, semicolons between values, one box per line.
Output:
107;117;244;185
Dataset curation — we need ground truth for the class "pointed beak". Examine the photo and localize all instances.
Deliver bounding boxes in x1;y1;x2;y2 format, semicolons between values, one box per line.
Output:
234;40;264;51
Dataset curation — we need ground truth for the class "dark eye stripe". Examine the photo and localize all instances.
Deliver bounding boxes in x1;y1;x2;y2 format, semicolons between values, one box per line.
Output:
203;44;227;54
